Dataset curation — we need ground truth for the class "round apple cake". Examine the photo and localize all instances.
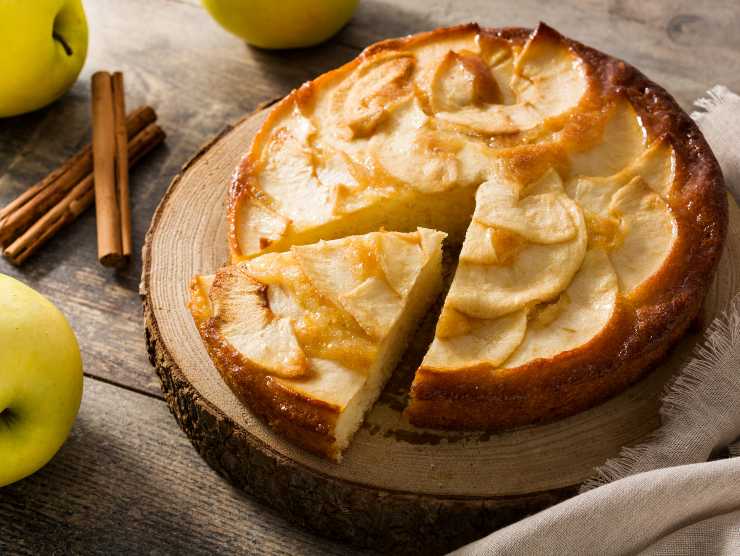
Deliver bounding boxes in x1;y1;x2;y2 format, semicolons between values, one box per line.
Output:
193;23;727;457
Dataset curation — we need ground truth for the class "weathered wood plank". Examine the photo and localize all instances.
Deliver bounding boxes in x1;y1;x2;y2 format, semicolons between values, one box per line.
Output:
117;0;740;111
0;377;368;555
1;1;740;551
0;0;358;396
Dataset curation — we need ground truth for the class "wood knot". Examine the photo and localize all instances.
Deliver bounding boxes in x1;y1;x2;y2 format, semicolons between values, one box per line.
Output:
667;14;706;46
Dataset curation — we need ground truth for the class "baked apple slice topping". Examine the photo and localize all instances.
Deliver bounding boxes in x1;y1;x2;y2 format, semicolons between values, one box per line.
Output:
189;229;446;460
211;23;704;452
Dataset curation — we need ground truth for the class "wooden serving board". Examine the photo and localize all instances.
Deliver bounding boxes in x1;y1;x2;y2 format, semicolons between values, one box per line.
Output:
141;106;740;555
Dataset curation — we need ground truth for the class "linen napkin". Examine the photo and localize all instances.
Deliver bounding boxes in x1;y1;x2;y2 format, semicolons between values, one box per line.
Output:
450;86;740;556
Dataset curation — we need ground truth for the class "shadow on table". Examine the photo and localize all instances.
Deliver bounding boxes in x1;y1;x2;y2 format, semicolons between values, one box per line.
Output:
241;1;442;96
0;381;354;555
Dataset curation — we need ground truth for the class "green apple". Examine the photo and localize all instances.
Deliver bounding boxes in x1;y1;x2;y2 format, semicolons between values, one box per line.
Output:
202;0;359;49
0;274;83;487
0;0;88;118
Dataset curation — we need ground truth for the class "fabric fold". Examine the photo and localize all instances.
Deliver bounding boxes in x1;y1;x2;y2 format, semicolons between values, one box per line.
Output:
450;458;740;556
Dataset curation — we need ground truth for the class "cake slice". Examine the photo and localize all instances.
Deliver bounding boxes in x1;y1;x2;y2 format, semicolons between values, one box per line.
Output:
189;228;445;460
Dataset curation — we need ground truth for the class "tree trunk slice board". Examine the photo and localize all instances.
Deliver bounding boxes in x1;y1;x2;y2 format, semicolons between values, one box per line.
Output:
141;105;740;554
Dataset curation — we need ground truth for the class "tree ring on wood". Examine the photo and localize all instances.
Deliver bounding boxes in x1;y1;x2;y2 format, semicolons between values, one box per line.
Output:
141;100;739;554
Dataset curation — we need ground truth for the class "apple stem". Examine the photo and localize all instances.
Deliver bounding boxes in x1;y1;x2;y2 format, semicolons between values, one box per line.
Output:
0;408;17;428
53;31;74;56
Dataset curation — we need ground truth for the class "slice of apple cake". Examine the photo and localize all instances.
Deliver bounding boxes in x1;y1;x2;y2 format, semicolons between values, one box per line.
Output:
188;228;445;460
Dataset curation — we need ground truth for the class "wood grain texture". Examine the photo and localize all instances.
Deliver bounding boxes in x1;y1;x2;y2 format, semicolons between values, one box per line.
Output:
0;378;363;556
141;105;740;553
2;0;740;553
338;0;740;109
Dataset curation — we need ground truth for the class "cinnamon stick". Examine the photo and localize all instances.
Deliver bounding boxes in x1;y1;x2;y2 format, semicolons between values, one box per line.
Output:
0;153;80;221
5;175;95;265
4;123;165;265
0;148;91;246
91;71;122;267
112;72;132;259
0;105;156;247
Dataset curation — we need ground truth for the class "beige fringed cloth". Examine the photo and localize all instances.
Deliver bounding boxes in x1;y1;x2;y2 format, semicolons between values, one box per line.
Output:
451;86;740;556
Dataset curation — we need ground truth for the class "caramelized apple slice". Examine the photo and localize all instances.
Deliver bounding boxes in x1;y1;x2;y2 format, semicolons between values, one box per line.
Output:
232;195;290;259
423;308;527;371
257;106;334;227
430;25;589;135
473;176;578;244
291;236;372;305
338;276;403;339
608;177;677;293
369;98;460;192
436;103;543;135
208;265;309;378
568;99;647;178
459;221;526;265
333;51;416;139
431;47;542;134
566;156;678;294
566;137;675;213
503;249;618;368
375;232;426;297
292;230;446;339
431;50;502;111
447;194;587;320
509;24;588;119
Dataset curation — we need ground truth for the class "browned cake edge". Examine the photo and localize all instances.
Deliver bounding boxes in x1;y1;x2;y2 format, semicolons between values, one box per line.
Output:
221;23;727;434
407;24;728;429
188;279;343;460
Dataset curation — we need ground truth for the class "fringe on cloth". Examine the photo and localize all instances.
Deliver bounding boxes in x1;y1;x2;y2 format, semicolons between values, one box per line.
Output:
581;293;740;492
692;85;736;116
731;442;740;458
691;85;740;202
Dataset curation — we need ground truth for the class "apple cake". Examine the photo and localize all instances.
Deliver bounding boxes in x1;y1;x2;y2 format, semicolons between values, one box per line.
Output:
189;228;445;460
194;23;726;457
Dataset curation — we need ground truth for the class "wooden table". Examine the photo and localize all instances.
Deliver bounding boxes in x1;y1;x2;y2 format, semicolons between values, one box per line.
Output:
2;1;739;553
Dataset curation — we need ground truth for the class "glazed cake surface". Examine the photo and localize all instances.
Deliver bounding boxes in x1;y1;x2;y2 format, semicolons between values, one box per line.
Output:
189;228;445;459
214;23;726;441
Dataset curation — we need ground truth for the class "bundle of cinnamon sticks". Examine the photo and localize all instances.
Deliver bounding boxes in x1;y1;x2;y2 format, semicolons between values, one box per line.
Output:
0;71;165;266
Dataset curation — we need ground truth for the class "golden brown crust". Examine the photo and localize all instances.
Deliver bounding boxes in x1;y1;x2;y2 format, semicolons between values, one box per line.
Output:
225;23;727;434
227;23;505;260
189;281;342;460
407;24;727;429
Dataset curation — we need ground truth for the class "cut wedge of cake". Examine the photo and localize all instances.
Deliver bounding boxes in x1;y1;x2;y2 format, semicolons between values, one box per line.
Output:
406;98;685;429
189;228;445;460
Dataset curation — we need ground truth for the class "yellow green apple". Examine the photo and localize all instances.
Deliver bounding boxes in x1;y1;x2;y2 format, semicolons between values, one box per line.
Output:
0;274;83;487
0;0;89;118
202;0;359;49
